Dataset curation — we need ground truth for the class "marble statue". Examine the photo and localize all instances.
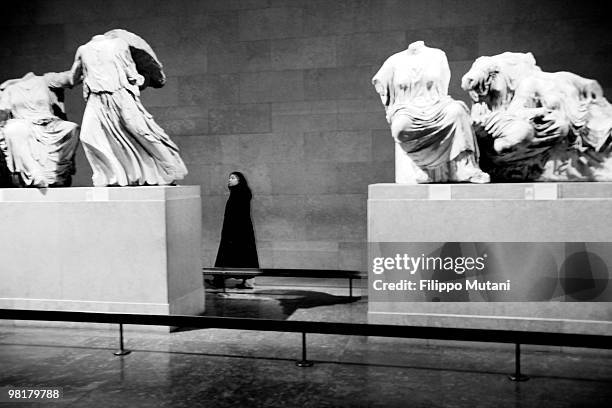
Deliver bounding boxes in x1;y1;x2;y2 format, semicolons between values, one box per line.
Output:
462;52;612;181
372;41;489;184
0;72;80;187
68;29;187;187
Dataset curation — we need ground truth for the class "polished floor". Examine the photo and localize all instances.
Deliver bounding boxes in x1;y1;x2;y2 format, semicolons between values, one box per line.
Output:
1;281;611;407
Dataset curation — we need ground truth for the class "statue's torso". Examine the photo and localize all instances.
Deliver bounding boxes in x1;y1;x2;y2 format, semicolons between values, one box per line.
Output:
79;37;138;95
3;75;55;121
390;48;450;107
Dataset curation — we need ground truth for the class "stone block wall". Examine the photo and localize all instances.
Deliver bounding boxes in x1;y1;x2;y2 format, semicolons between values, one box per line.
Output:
1;0;610;271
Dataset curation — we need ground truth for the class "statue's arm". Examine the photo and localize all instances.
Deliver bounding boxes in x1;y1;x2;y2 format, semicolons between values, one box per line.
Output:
119;42;144;87
0;90;11;122
0;72;30;91
66;48;84;87
0;78;20;91
44;71;77;89
372;58;393;107
372;58;396;124
372;78;390;108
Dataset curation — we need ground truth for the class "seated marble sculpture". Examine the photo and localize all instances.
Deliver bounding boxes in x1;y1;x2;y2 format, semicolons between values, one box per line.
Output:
68;29;187;186
461;52;612;181
0;72;80;187
372;41;489;183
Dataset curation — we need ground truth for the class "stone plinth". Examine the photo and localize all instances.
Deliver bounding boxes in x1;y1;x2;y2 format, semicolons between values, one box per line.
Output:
368;183;612;335
0;186;204;330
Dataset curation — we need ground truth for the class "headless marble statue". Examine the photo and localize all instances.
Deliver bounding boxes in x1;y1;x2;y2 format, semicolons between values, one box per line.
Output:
0;72;79;187
372;41;489;183
69;33;187;186
462;52;612;181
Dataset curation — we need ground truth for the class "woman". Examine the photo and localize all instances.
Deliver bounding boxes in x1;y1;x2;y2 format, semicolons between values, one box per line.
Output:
213;172;259;289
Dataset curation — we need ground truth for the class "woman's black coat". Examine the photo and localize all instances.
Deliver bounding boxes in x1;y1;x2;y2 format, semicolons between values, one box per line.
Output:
214;182;259;268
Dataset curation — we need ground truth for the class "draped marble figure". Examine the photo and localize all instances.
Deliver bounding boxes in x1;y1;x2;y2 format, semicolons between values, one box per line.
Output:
0;72;79;187
69;30;187;186
462;52;612;181
372;41;489;183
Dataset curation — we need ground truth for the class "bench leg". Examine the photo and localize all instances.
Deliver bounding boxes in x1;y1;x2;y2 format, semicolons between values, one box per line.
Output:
349;278;353;299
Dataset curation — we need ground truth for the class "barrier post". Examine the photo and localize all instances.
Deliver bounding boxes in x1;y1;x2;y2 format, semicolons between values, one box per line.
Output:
296;332;313;367
113;324;132;356
508;343;529;381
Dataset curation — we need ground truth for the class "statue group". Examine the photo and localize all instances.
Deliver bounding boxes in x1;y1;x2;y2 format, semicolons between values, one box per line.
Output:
2;35;611;187
373;41;612;183
0;29;187;188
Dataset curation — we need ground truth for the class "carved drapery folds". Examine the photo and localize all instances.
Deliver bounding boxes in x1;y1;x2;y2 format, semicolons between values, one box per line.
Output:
372;41;489;184
462;52;612;182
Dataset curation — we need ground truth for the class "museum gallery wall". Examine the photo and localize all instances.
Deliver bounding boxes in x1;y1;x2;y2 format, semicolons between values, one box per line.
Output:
1;0;610;271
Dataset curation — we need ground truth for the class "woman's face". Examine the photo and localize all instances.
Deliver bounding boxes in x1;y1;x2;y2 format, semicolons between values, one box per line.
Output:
228;174;239;187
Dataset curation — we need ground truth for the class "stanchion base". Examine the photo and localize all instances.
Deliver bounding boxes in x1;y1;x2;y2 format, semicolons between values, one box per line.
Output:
296;360;313;367
113;350;132;356
508;374;529;382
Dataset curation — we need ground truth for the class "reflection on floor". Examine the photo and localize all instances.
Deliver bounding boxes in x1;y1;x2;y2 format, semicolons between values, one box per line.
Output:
204;278;363;321
1;282;611;407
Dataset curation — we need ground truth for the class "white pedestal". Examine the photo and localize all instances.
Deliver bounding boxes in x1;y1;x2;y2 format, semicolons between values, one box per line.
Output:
0;186;204;330
368;183;612;335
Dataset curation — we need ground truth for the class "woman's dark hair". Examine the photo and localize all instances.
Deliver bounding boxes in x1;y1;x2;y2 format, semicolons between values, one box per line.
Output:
229;171;252;199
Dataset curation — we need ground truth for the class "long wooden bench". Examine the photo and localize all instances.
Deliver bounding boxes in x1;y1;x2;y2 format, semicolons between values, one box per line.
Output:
202;267;366;298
